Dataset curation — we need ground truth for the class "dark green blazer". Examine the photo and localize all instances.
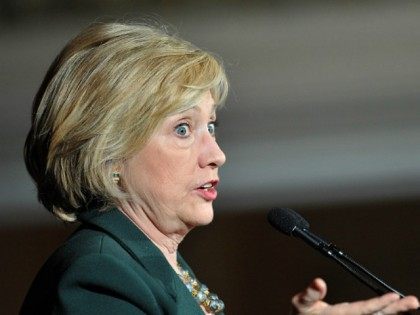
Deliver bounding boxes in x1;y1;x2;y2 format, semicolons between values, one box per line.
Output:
20;208;213;314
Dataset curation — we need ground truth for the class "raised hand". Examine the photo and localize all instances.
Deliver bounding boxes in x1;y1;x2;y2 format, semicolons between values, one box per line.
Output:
291;278;419;315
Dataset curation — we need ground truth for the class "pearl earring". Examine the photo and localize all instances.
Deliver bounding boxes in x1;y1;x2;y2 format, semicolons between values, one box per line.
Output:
112;172;120;183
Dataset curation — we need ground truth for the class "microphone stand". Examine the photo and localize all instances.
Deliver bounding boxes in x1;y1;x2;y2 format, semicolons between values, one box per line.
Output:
293;227;406;298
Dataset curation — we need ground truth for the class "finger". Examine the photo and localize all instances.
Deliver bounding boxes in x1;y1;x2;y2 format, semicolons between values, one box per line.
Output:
342;293;400;315
380;295;419;314
292;278;327;309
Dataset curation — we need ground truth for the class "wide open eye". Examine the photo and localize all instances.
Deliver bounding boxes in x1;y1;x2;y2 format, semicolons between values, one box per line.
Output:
175;123;191;138
207;121;218;136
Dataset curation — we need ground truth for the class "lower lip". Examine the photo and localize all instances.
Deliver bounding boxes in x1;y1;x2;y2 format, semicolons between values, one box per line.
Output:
195;187;218;201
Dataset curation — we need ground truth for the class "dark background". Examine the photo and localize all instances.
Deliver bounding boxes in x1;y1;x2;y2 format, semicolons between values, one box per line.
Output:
4;202;419;314
1;1;419;314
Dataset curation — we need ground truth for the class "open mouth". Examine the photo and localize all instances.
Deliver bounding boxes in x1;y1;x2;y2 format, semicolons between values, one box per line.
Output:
196;180;219;201
198;180;218;190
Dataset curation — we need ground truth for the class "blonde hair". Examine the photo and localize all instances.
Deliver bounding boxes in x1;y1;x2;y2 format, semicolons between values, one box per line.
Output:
24;22;228;222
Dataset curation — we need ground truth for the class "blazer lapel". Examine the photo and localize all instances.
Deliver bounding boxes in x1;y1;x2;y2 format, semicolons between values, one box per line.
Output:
78;207;206;314
78;207;178;299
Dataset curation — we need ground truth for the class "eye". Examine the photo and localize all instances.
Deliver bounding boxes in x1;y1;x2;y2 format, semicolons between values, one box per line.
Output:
208;121;218;136
174;123;191;138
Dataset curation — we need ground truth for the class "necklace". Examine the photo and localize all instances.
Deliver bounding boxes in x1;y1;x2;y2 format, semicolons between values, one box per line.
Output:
177;264;225;314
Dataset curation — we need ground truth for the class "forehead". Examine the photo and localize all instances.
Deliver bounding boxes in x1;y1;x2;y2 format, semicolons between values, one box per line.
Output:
181;92;217;116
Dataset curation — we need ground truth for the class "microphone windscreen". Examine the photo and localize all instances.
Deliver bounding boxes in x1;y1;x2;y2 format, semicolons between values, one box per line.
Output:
267;208;309;235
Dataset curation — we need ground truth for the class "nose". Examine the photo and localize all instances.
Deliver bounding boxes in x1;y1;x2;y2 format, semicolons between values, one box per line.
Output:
198;134;226;169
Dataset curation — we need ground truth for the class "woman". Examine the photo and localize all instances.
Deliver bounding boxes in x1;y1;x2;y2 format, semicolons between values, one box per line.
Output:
21;22;418;314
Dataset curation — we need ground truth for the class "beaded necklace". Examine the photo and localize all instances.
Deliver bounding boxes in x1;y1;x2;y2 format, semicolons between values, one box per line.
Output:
177;264;225;314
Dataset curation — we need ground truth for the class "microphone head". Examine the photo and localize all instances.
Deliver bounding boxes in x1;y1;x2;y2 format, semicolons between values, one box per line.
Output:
267;208;309;235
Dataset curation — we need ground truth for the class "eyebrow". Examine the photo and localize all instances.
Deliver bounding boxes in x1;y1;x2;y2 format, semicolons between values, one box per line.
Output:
184;104;217;117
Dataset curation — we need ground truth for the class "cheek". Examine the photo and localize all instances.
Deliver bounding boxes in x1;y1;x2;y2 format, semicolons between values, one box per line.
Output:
154;143;197;180
159;162;195;197
125;137;199;202
141;149;194;194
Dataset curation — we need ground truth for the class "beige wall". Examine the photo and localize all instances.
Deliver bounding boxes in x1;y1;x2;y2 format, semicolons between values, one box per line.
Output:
2;1;420;222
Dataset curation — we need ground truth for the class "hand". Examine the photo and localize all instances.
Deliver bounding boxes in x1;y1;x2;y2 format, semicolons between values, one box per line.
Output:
291;278;419;315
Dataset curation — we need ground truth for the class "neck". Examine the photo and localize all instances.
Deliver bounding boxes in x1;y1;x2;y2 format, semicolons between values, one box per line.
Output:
118;200;189;272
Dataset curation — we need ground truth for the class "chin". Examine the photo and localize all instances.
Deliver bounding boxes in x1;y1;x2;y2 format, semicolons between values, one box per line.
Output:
189;204;214;227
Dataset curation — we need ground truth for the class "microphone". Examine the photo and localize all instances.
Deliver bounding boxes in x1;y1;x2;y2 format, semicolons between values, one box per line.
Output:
267;207;406;298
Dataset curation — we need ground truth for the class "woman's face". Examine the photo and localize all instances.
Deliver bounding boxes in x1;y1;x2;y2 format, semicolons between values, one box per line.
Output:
123;91;226;233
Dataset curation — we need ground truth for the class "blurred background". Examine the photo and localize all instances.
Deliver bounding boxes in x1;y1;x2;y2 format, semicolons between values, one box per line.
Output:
1;1;419;314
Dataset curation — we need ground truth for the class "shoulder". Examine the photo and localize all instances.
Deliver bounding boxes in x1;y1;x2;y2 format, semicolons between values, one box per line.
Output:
55;226;142;277
21;209;205;315
20;227;175;315
55;250;165;314
55;227;152;286
58;226;134;263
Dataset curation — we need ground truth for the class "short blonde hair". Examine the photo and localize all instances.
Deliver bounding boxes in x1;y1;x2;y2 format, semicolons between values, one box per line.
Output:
24;22;228;222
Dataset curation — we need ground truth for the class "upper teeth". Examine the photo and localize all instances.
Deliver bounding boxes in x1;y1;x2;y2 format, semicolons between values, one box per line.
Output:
202;183;213;188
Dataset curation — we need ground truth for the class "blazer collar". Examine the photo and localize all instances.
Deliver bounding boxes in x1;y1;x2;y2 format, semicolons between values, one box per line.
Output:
77;207;180;299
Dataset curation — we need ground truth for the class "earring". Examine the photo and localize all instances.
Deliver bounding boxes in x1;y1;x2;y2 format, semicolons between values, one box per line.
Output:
112;172;120;184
